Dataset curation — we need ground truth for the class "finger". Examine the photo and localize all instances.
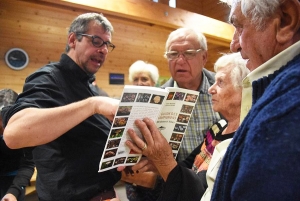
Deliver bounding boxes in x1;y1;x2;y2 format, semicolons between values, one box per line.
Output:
131;158;149;171
126;128;146;151
123;166;134;175
139;164;157;174
117;166;126;171
110;198;121;201
134;119;154;147
125;138;143;154
143;117;164;142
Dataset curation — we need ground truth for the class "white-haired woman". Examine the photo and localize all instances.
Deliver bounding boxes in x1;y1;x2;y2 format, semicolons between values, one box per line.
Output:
128;60;159;87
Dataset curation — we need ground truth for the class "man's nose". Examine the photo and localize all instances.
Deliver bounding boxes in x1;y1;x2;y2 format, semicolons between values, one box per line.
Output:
230;30;241;52
97;45;108;54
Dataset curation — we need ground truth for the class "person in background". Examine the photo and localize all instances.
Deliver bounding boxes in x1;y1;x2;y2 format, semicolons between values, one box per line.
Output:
2;13;121;200
123;52;249;201
0;89;35;201
128;60;159;87
161;27;220;161
211;0;300;200
125;60;160;201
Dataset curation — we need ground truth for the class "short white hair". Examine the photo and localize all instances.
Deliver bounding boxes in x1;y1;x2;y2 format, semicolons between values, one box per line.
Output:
228;0;282;30
165;27;207;52
128;60;160;84
214;53;250;89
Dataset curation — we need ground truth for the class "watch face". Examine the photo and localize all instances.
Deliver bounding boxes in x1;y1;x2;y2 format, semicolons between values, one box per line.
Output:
5;48;29;70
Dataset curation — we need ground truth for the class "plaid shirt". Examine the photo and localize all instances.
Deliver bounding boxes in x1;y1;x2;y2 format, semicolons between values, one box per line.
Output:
162;71;220;161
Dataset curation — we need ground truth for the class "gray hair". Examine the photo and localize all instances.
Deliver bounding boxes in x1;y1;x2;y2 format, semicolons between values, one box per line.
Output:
128;60;160;84
214;53;250;89
228;0;283;30
0;89;18;112
65;13;114;52
165;27;208;52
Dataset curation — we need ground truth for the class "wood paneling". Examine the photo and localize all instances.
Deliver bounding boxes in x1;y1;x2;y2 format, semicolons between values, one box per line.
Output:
0;0;232;97
177;0;230;22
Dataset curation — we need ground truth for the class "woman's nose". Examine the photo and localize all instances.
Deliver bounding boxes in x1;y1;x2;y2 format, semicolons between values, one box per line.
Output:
208;84;216;94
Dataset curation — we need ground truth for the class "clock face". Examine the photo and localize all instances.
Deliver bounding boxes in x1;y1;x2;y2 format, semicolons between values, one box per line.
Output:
5;48;29;70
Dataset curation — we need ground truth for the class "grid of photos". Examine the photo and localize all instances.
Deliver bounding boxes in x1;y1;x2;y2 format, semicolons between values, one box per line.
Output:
166;92;197;159
99;86;199;172
100;91;167;171
100;92;137;170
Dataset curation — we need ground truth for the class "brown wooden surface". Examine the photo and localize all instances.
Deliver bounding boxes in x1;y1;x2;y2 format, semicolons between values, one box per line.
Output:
0;0;231;97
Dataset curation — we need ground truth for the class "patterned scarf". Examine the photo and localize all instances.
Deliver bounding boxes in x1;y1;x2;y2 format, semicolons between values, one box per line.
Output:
192;119;234;173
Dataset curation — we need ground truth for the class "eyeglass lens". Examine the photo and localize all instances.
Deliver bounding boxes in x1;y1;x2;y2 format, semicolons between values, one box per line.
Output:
166;49;201;60
91;37;114;52
79;34;115;52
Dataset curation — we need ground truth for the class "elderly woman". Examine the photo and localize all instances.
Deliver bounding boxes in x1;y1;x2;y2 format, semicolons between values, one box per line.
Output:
123;53;249;201
125;60;160;201
128;60;159;87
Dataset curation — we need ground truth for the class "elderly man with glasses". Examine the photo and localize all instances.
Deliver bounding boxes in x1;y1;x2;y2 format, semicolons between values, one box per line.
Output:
162;28;220;162
125;27;221;201
2;13;121;201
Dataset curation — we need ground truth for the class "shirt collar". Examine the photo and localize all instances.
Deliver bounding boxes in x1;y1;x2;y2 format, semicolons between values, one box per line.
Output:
174;71;210;94
240;41;300;123
59;54;94;83
246;40;300;83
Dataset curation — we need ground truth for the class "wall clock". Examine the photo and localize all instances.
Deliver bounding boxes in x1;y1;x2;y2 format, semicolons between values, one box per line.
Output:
5;48;29;70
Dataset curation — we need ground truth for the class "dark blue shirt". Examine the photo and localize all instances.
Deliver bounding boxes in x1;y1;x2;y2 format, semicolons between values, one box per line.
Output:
3;54;120;200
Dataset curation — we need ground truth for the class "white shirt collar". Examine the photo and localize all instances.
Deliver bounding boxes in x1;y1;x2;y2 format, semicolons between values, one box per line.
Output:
240;40;300;123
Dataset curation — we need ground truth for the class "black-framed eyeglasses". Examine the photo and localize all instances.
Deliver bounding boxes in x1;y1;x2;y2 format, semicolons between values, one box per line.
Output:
77;33;115;52
164;49;202;60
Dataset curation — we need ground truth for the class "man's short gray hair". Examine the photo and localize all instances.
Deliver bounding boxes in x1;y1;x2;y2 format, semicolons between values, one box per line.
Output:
228;0;282;30
65;13;114;52
165;27;208;52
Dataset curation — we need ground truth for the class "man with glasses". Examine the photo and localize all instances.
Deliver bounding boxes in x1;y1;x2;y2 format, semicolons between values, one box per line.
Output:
2;13;120;200
125;27;220;201
162;28;220;161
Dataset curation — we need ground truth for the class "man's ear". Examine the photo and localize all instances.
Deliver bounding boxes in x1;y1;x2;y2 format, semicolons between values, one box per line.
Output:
68;32;77;49
202;50;208;66
276;0;300;44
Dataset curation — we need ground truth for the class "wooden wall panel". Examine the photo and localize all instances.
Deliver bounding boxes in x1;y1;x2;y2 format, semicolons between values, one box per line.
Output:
176;0;230;22
0;0;231;98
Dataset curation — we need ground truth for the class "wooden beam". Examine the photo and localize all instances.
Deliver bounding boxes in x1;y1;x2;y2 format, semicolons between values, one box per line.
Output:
39;0;234;45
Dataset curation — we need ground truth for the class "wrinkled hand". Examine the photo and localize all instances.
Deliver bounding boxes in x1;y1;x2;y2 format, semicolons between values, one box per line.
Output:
92;97;119;121
122;166;135;176
117;158;158;174
126;118;177;181
1;193;17;201
131;158;158;174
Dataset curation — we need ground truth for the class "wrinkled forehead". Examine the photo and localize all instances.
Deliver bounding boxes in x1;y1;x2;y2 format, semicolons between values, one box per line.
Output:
133;71;151;78
167;32;198;49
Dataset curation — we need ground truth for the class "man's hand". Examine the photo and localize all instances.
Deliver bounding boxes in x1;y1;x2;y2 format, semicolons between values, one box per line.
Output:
92;97;119;121
1;193;17;201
